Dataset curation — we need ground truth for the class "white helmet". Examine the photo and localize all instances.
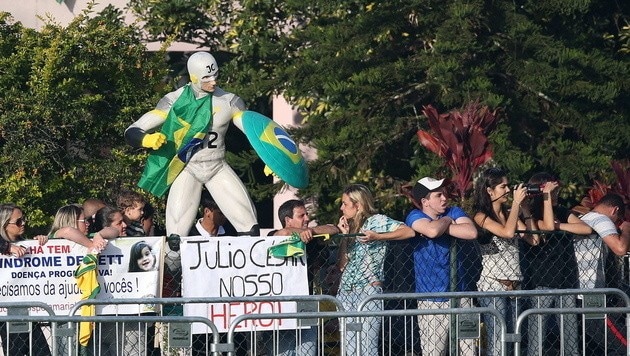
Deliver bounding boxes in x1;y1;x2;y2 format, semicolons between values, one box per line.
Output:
187;52;219;91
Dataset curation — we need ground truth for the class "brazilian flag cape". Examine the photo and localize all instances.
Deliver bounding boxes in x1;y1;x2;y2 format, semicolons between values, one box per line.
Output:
267;233;365;258
267;233;306;258
138;84;212;197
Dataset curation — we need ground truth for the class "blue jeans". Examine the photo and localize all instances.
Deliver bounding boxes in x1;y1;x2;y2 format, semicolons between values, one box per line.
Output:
527;287;578;356
337;285;383;356
478;296;519;356
266;327;317;356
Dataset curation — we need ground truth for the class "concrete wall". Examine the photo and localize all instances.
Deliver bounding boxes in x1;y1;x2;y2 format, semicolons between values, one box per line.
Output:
0;0;206;51
1;0;130;30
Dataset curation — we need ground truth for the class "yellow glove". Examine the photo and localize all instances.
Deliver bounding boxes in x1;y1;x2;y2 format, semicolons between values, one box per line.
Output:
141;133;167;150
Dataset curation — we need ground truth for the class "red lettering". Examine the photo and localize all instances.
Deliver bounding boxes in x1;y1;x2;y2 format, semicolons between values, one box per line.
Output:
46;245;70;254
208;301;286;330
209;303;230;329
258;302;278;327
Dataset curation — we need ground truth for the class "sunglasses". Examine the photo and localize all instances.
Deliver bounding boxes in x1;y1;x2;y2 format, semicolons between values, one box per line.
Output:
7;217;26;227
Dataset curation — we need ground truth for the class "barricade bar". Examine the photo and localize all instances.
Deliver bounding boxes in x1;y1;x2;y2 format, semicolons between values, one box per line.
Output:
69;294;345;314
514;307;630;356
0;315;220;356
227;307;504;356
0;301;56;316
0;315;216;328
358;288;630;309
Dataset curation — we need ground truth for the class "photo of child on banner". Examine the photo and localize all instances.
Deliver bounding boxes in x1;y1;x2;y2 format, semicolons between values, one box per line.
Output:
128;240;158;272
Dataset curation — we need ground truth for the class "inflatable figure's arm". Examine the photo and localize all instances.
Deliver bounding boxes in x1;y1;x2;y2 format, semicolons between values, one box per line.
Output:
230;96;248;132
125;92;178;149
125;110;168;149
229;97;278;178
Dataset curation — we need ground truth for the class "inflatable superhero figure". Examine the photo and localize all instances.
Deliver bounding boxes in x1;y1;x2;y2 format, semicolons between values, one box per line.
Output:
125;52;260;238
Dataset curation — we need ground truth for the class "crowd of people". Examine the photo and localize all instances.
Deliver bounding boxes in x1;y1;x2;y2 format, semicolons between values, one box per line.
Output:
1;169;628;355
0;190;158;356
252;171;629;356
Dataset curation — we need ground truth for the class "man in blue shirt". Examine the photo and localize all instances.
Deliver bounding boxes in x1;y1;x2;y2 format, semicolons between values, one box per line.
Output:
405;177;479;356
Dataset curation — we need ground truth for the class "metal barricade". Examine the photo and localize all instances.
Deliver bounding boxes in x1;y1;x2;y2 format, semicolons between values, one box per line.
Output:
70;295;344;356
0;314;216;356
359;289;630;356
0;302;56;356
2;289;629;355
515;307;630;356
227;307;503;356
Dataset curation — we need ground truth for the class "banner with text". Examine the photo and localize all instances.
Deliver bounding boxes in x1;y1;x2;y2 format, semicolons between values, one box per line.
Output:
181;236;309;333
0;236;163;316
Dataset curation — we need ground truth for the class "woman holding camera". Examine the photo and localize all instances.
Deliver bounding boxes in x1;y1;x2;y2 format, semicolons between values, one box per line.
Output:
472;168;538;356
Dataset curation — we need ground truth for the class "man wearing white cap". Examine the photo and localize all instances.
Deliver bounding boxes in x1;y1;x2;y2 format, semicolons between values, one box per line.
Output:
405;177;478;356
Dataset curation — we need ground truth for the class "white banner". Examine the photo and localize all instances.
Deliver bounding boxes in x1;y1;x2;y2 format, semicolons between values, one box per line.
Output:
181;236;309;333
0;236;163;316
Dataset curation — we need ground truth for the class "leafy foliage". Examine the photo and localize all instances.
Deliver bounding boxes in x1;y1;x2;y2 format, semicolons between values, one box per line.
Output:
124;0;630;223
3;0;629;230
0;8;170;232
126;0;236;50
572;160;630;221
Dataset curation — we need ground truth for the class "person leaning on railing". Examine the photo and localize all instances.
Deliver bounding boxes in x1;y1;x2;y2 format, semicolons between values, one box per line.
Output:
577;192;630;352
48;204;116;356
521;172;592;356
49;204;110;252
579;193;630;256
262;199;340;356
335;184;415;356
405;177;479;356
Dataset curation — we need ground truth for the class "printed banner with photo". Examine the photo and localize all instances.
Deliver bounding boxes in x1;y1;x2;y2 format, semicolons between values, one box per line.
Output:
0;236;163;316
181;235;309;333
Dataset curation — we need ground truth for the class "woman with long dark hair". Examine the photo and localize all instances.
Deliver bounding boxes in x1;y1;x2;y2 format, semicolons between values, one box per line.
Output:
92;206;127;237
472;168;538;356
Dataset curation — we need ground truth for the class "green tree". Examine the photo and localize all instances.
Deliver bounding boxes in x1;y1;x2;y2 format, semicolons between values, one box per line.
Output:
125;0;630;222
0;7;170;232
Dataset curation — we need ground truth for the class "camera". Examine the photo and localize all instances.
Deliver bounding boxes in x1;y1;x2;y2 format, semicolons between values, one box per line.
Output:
524;183;543;195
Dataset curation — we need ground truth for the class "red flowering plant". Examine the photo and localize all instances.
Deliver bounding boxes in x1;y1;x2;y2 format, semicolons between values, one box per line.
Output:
572;160;630;222
403;101;499;207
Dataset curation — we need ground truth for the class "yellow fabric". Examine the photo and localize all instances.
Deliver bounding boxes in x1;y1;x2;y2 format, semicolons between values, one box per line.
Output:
74;253;100;347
